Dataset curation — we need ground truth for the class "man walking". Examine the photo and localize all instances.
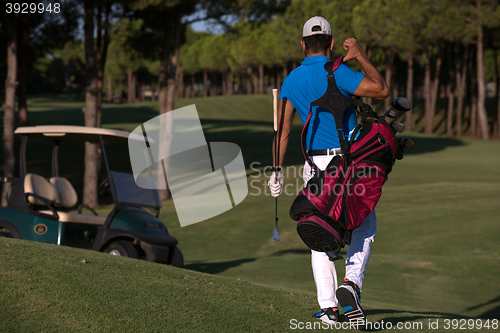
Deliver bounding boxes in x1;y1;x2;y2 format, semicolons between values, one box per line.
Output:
268;16;389;328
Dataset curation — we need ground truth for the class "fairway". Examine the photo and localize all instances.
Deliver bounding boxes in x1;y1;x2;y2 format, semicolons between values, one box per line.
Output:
1;95;499;332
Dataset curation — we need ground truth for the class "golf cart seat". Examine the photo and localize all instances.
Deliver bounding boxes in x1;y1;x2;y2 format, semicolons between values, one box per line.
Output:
24;173;59;205
49;177;78;208
24;173;106;225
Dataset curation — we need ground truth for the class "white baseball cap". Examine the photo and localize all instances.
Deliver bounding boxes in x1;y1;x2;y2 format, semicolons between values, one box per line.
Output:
303;16;332;37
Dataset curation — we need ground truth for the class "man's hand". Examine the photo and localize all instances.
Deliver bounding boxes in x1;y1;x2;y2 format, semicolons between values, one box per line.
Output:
342;38;364;63
268;171;284;197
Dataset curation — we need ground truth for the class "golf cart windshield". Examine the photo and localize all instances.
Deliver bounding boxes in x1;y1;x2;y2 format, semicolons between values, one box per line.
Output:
111;171;161;209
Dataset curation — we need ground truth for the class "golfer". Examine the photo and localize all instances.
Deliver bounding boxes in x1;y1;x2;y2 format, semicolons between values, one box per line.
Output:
268;16;389;328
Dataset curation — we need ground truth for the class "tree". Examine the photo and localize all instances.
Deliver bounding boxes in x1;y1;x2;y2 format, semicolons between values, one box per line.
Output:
82;0;100;207
1;13;17;206
17;13;29;127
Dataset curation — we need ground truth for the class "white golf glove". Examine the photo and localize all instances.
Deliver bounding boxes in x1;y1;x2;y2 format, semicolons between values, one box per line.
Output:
268;171;284;197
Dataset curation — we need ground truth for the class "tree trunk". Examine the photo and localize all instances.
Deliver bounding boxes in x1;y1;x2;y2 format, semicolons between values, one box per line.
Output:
276;69;281;91
471;91;477;137
203;68;208;97
128;68;134;103
63;60;72;95
83;0;99;208
476;12;489;140
494;48;500;139
96;6;103;125
227;69;233;95
2;14;17;206
283;64;288;80
166;9;182;113
258;63;264;94
425;50;442;134
446;81;454;137
252;68;258;95
423;50;432;132
158;7;183;201
107;75;112;102
246;66;252;94
177;66;183;98
271;68;276;91
455;44;468;138
191;75;195;97
118;80;123;102
157;11;173;201
384;48;393;110
95;3;110;128
405;52;414;132
17;13;29;127
139;82;145;102
429;52;442;133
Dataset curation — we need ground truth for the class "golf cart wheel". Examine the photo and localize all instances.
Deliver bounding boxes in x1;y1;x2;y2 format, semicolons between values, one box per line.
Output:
167;247;183;268
0;226;20;238
104;241;139;258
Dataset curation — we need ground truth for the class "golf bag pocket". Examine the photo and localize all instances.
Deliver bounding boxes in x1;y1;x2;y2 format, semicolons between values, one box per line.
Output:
337;162;386;230
289;155;344;221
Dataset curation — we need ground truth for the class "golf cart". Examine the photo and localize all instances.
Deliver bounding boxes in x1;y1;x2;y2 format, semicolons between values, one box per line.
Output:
0;125;183;267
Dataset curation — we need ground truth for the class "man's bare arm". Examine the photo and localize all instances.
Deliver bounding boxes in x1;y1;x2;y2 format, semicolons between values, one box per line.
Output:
343;38;389;100
273;99;295;167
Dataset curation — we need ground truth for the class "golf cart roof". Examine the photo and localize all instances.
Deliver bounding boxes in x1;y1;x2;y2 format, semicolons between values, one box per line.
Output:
14;125;151;143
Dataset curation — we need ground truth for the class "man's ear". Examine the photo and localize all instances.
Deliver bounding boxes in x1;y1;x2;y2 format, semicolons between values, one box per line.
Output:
300;39;306;52
330;38;335;51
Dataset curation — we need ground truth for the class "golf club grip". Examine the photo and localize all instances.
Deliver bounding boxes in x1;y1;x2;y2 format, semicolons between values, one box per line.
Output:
273;89;278;131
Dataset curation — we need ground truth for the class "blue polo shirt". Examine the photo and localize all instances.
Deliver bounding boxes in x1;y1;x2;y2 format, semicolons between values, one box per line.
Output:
280;55;364;150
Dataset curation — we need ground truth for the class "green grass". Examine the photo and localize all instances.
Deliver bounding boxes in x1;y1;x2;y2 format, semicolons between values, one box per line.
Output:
1;94;500;332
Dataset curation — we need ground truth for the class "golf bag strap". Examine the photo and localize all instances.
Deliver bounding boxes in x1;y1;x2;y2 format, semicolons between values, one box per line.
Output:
302;57;373;167
301;57;343;169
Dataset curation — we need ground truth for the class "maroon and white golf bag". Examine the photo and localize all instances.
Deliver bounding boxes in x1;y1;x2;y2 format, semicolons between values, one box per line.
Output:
289;57;399;259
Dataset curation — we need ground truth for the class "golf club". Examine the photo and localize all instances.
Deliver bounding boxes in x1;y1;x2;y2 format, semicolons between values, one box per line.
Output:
390;121;405;133
272;88;280;242
404;138;415;151
392;97;411;112
382;97;411;121
386;109;397;119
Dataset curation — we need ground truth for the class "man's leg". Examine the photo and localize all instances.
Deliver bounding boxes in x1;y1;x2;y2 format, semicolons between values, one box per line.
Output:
305;156;340;323
336;210;377;328
345;210;377;290
311;249;338;308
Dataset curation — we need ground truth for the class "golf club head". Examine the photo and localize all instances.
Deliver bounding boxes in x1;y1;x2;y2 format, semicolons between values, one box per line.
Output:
403;138;415;151
272;228;280;241
392;97;411;112
390;121;405;133
387;109;397;118
395;150;404;160
326;251;343;262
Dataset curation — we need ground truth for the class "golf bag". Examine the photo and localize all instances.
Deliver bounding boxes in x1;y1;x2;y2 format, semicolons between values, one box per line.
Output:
290;57;398;257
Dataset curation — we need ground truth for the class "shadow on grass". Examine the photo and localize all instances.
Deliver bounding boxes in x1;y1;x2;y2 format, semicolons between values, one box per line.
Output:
270;249;311;256
362;309;472;332
185;258;256;274
185;249;312;274
465;295;500;319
